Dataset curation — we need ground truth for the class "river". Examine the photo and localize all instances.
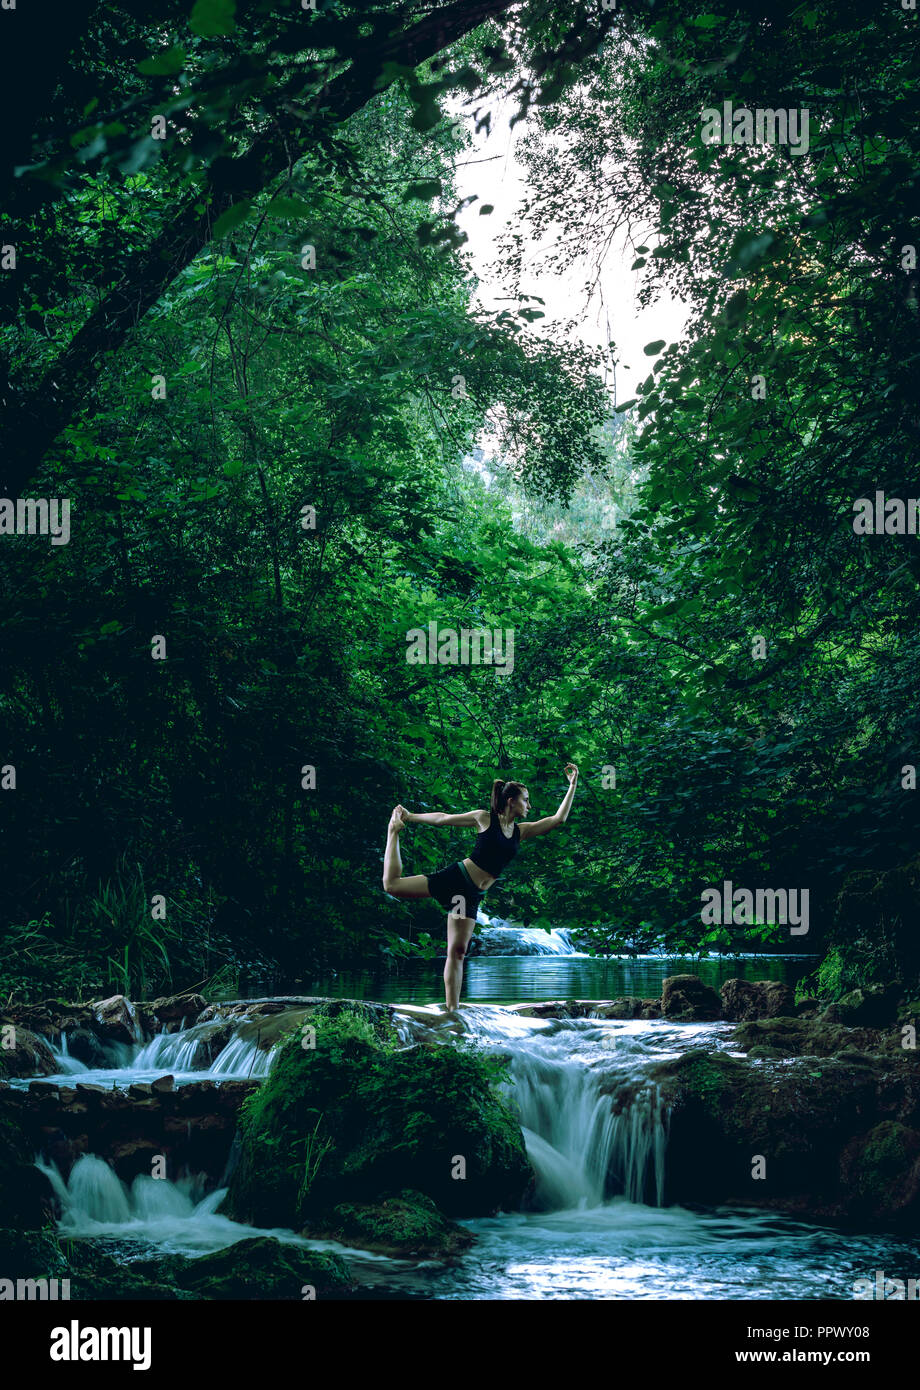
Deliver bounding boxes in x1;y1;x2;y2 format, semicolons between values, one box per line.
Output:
16;931;920;1300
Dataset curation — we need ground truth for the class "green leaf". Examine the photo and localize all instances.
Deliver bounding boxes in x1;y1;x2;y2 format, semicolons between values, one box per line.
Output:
643;339;667;356
266;195;313;220
138;46;187;76
212;200;253;238
189;0;236;37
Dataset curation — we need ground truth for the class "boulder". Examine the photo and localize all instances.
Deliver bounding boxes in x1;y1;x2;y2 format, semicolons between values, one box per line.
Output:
147;993;207;1027
132;1236;354;1300
720;978;794;1022
731;1017;894;1058
91;995;141;1044
821;985;901;1028
225;1005;532;1232
651;1044;920;1226
0;1026;57;1080
64;1027;109;1068
661;974;722;1021
308;1189;474;1259
591;998;643;1019
510;1001;593;1019
838;1121;920;1223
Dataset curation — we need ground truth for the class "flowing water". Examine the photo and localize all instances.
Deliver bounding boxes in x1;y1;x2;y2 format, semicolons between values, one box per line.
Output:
395;1006;920;1299
15;934;919;1299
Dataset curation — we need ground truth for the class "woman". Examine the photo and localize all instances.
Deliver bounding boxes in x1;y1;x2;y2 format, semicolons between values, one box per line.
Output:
382;765;579;1011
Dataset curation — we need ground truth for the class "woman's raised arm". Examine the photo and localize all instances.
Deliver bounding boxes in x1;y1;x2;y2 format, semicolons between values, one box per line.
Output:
519;764;579;840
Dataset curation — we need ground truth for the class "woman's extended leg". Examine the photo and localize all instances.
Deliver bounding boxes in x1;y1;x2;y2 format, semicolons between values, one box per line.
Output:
444;913;476;1011
382;808;430;900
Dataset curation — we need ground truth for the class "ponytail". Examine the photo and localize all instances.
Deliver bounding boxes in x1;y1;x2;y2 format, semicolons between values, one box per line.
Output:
490;779;525;815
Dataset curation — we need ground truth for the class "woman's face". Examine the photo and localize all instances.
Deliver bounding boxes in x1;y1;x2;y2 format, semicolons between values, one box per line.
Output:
509;788;530;817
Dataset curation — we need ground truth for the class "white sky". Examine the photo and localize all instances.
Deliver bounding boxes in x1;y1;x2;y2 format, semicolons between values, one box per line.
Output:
449;100;690;405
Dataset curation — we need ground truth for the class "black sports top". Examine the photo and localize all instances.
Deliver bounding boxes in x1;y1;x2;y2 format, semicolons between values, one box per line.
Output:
470;810;521;878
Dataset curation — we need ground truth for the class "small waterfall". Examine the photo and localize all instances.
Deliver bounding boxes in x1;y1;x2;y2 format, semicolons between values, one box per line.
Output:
503;1052;667;1209
35;1154;351;1259
441;1009;672;1212
37;1153;216;1234
132;1025;209;1073
475;922;585;956
208;1034;275;1078
109;1023;274;1080
50;1033;89;1075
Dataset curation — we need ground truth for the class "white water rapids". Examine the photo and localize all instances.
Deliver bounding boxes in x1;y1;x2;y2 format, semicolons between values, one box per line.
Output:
18;998;920;1297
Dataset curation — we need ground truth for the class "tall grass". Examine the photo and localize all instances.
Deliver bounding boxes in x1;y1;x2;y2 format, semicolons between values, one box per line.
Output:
1;856;241;1004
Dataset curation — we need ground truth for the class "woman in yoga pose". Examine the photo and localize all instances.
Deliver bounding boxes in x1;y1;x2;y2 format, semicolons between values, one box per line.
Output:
382;765;579;1011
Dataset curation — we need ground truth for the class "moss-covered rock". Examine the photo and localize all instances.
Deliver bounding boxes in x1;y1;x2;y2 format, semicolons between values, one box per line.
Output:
307;1189;474;1259
720;979;794;1021
132;1237;354;1300
224;1004;531;1233
592;998;644;1020
822;985;901;1028
62;1240;194;1300
731;1016;897;1058
653;1043;920;1226
0;1228;69;1281
0;1228;350;1301
0;1230;191;1300
839;1121;920;1223
661;975;722;1021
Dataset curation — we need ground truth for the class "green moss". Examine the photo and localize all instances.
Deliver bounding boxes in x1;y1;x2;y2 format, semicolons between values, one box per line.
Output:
678;1056;730;1116
62;1241;194;1300
225;1003;531;1232
133;1237;353;1300
0;1229;68;1280
313;1189;474;1259
842;1121;920;1215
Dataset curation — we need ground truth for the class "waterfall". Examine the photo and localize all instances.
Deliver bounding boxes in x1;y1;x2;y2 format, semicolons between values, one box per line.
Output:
34;1153;349;1258
208;1034;275;1078
475;922;586;956
451;1009;671;1212
37;1153;218;1235
50;1033;89;1075
132;1026;210;1073
122;1024;274;1079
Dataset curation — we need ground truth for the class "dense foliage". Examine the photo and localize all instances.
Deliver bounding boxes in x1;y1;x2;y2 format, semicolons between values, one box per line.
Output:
1;0;917;998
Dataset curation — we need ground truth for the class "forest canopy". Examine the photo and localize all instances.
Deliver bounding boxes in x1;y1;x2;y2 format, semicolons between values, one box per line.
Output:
1;0;918;999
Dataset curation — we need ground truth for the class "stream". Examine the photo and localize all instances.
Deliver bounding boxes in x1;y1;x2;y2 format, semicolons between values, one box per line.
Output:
13;930;920;1300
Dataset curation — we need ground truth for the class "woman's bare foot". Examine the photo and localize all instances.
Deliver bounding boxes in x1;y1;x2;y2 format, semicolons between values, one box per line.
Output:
388;807;406;833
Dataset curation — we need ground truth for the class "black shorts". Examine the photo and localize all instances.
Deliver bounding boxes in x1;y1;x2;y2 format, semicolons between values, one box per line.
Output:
426;860;485;918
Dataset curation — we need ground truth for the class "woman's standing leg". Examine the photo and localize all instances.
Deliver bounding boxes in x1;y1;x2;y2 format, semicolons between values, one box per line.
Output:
444;913;476;1010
